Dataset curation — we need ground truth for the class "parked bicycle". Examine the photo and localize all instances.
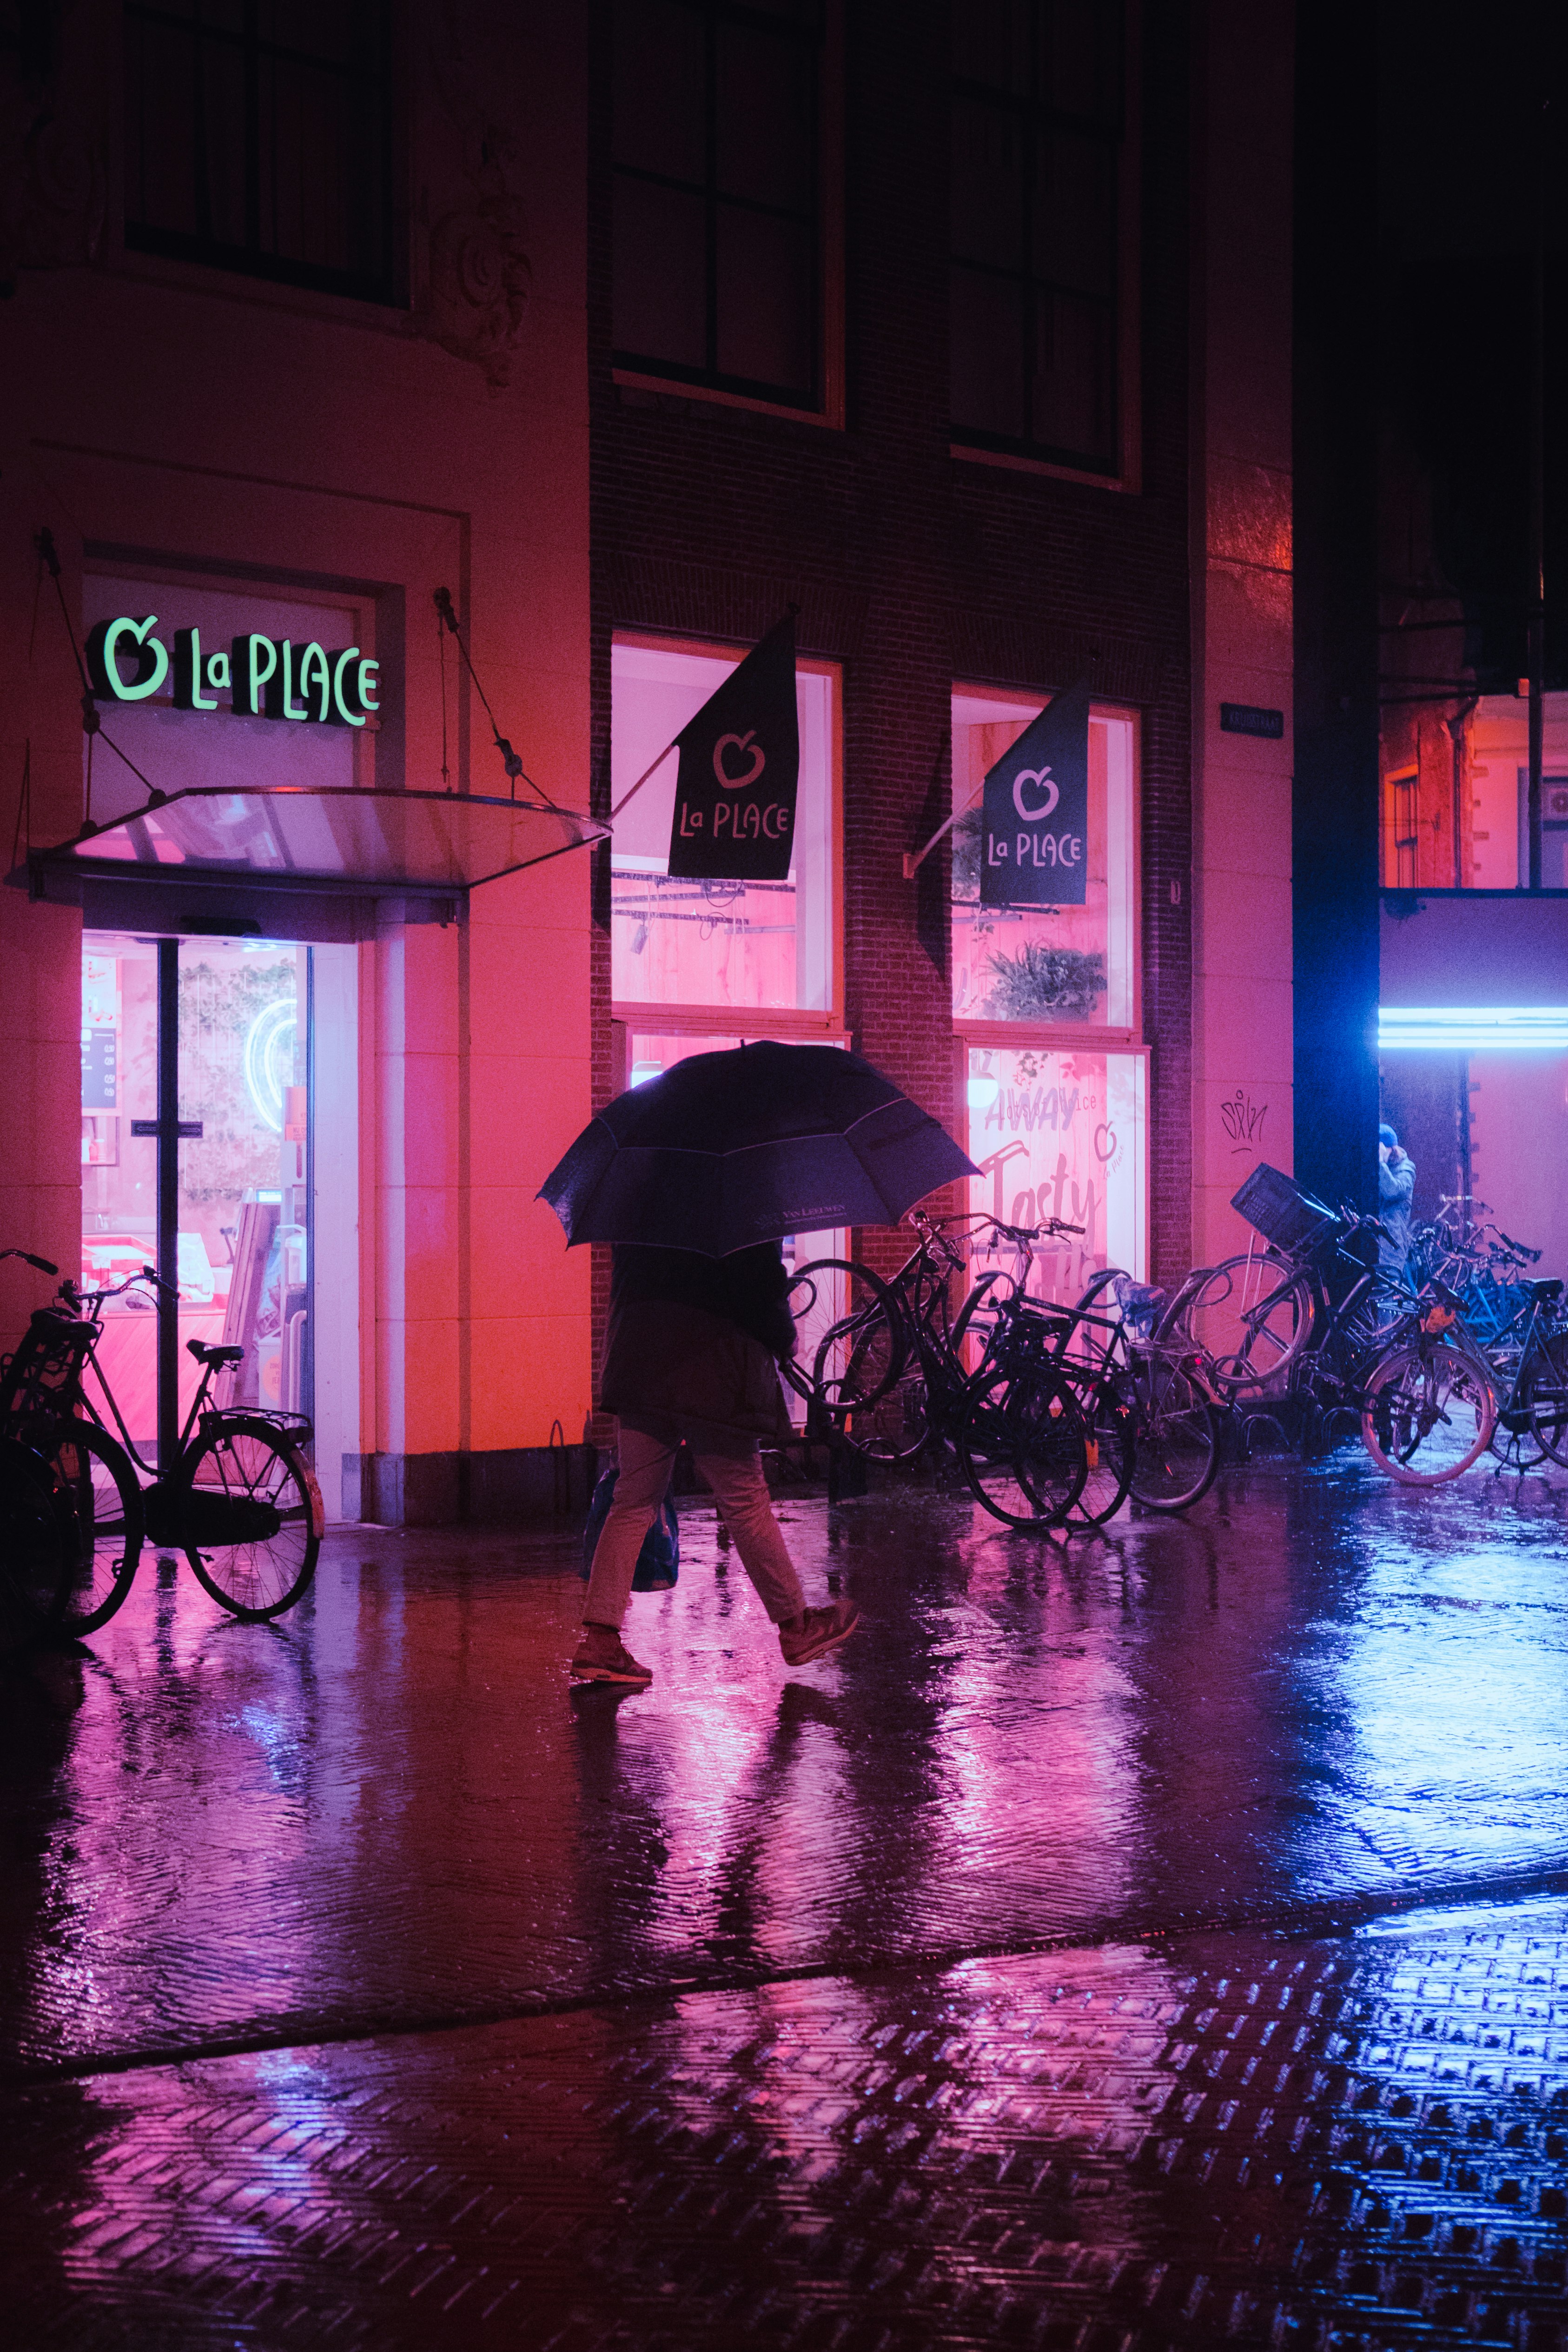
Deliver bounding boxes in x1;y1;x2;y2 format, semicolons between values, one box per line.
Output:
1169;1173;1497;1484
0;1250;324;1632
0;1431;75;1656
1467;1272;1568;1472
785;1213;1222;1524
786;1211;1092;1527
1031;1264;1224;1517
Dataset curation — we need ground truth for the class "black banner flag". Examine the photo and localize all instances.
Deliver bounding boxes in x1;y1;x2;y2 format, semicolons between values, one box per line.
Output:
668;615;799;881
978;679;1092;908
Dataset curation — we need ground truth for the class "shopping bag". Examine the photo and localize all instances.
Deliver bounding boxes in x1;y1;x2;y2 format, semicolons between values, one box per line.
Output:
580;1465;680;1592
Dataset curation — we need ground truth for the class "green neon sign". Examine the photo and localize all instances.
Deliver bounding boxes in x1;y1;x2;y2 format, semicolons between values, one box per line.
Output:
87;616;380;729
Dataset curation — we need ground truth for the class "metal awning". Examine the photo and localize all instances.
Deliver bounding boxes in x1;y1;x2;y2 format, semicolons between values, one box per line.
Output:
26;785;608;900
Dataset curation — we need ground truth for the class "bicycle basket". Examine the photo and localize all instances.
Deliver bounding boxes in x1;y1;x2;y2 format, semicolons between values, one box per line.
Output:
1230;1163;1339;1255
0;1309;97;1416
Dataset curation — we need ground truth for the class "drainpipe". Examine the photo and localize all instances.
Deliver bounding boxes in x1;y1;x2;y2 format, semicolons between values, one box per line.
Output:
1526;103;1548;889
1445;696;1478;889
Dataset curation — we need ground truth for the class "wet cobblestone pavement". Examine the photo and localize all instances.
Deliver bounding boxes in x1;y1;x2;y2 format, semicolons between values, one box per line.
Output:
1;1459;1566;2345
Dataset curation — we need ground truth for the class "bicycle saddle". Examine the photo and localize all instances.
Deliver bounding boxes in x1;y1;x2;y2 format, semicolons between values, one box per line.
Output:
1527;1279;1563;1303
187;1338;244;1365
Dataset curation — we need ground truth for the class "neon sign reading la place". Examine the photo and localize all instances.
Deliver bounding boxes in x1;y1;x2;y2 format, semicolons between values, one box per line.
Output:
86;615;381;728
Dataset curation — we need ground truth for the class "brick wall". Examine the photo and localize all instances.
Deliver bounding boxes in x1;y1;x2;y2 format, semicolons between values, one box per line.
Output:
587;0;1196;1383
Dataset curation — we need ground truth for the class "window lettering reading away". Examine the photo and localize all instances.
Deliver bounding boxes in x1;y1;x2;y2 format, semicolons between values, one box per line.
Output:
612;0;823;409
950;0;1123;473
124;0;397;304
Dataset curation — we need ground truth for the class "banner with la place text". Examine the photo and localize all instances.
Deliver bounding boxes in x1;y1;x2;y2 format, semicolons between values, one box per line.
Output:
979;678;1092;908
668;615;800;881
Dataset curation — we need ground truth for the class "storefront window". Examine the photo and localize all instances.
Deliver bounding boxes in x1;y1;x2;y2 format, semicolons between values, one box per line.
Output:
966;1043;1145;1306
950;689;1136;1029
80;932;357;1505
611;638;838;1018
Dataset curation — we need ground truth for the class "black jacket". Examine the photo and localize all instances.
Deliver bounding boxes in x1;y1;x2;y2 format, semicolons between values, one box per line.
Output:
607;1243;797;1359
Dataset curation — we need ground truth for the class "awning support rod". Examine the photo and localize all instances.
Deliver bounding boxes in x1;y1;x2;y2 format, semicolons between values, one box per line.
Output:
902;782;983;882
610;740;677;822
434;586;567;813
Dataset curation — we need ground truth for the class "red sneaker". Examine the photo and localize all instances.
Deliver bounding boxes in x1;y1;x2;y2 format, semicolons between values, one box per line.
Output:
570;1632;653;1686
779;1598;860;1667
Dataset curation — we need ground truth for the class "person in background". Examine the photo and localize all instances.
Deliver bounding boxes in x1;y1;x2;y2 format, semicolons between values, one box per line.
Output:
571;1239;860;1687
1377;1121;1416;1278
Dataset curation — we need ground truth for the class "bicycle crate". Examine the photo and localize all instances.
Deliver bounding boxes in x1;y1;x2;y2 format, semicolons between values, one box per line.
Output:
1230;1163;1339;1256
0;1309;97;1417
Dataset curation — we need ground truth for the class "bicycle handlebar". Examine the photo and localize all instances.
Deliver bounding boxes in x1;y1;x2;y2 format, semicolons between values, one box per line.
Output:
62;1263;174;1311
0;1249;59;1276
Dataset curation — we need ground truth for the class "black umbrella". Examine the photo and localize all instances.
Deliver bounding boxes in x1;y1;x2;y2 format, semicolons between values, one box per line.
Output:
538;1041;978;1257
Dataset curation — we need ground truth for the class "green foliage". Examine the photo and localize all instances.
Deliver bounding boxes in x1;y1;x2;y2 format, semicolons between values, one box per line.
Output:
950;809;982;900
984;941;1106;1021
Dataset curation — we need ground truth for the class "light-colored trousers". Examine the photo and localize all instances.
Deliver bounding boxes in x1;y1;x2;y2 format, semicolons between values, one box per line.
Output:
583;1423;806;1630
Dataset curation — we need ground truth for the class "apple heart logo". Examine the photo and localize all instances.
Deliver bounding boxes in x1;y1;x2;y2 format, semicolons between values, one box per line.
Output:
1012;765;1059;821
101;615;171;702
713;729;766;789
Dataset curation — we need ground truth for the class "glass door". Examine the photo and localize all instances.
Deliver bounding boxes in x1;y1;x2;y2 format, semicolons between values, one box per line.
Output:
81;932;312;1468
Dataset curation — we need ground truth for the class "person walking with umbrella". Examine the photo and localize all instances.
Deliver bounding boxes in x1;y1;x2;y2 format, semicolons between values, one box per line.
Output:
539;1041;977;1688
573;1235;851;1684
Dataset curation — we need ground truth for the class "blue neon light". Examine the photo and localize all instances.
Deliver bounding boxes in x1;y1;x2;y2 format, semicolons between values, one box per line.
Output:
1379;1006;1568;1050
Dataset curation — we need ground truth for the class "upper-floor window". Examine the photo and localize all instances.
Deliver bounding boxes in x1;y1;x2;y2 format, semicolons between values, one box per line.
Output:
611;635;839;1023
124;1;398;304
950;0;1123;473
950;686;1137;1033
612;0;823;410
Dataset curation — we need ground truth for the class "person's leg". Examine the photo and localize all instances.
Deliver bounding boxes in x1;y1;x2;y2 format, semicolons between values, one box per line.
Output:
575;1426;678;1681
693;1449;806;1623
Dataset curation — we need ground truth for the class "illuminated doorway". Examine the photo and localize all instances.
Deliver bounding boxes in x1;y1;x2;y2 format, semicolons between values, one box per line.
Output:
81;931;357;1512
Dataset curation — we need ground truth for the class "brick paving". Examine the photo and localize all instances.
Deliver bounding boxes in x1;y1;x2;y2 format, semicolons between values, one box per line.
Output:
1;1462;1566;2344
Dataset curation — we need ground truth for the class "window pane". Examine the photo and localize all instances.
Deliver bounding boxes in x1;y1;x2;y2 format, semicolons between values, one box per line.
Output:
951;96;1025;270
953;0;1032;94
125;13;204;239
716;20;814;211
1032;129;1115;295
949;266;1026;440
951;696;1135;1029
257;0;359;67
1030;286;1115;466
260;51;384;277
613;0;707;185
611;642;835;1014
614;175;709;369
1038;0;1122;125
715;205;814;394
966;1045;1146;1305
124;0;393;298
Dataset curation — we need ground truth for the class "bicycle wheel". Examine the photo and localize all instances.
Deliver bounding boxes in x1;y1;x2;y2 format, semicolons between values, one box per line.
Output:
1523;1338;1568;1467
1061;1373;1136;1528
1176;1250;1312;1391
783;1259;905;1420
177;1417;323;1620
29;1418;143;1635
956;1366;1088;1529
0;1438;73;1655
843;1363;931;1462
1125;1354;1221;1511
1360;1343;1495;1484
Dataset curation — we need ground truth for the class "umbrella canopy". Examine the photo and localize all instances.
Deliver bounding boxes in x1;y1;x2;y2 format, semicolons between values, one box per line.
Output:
538;1041;978;1256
